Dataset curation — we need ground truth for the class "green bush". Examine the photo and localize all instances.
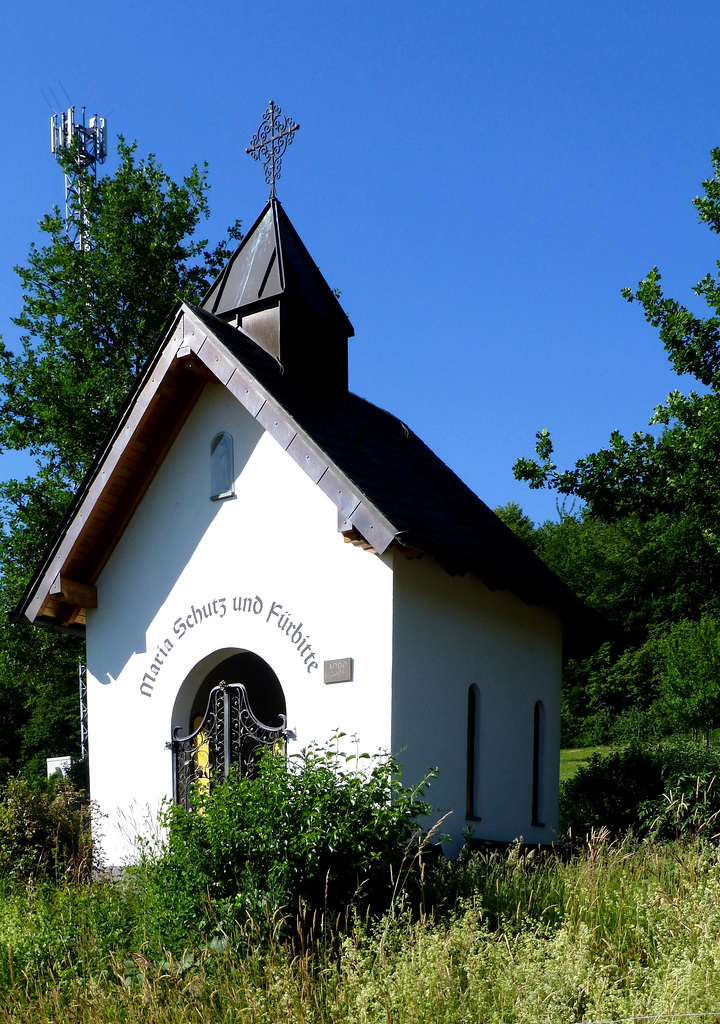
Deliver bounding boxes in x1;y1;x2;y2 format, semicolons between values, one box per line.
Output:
138;738;436;945
560;739;720;841
638;741;720;840
0;776;95;882
560;744;663;838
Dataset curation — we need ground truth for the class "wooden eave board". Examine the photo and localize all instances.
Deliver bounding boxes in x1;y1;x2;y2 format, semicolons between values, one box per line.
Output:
34;374;206;619
25;311;208;624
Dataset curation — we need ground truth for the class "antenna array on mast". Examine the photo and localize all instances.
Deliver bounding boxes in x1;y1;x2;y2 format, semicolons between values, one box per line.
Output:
50;105;108;249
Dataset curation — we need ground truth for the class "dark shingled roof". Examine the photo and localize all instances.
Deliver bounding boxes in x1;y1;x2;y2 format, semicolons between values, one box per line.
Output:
189;305;597;651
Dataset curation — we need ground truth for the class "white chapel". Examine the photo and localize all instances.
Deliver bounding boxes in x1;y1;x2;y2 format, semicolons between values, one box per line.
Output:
16;160;590;864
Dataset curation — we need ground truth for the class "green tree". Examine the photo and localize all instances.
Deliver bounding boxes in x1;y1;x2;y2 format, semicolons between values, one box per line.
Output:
514;148;720;543
494;501;539;550
512;148;720;744
2;139;239;489
0;139;241;775
660;616;720;742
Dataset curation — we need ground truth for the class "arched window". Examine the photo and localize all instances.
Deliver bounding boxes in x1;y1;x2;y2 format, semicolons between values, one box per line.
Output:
466;684;481;819
210;432;234;500
532;701;545;827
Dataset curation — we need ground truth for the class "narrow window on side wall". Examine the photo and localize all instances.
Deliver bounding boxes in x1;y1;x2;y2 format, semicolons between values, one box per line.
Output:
210;432;234;501
532;700;545;827
466;684;481;820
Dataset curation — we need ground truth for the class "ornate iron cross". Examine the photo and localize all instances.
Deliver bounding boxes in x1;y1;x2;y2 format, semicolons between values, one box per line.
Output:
246;101;300;198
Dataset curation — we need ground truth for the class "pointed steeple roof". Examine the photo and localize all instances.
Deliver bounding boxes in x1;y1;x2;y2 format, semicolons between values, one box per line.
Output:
204;198;352;333
202;199;353;392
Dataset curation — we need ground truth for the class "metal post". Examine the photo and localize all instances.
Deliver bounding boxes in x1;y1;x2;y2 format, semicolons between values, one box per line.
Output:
78;662;88;759
223;683;231;779
165;739;178;805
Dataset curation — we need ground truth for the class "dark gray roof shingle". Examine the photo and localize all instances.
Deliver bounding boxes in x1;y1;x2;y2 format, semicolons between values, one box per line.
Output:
190;305;596;650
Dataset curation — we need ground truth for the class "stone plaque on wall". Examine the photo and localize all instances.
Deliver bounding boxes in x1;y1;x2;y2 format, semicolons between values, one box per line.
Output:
324;658;353;684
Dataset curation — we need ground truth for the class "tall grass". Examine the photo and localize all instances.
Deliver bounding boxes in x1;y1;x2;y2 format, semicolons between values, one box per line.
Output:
3;838;720;1023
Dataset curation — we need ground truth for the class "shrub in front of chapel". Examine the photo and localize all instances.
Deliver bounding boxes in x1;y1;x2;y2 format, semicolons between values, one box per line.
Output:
0;776;96;882
141;739;436;941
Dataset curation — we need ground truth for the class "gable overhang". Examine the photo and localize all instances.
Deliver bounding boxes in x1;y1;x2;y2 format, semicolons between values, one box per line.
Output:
15;305;396;634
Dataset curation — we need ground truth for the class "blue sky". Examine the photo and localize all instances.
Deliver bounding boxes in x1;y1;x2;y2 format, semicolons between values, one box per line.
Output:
2;1;720;524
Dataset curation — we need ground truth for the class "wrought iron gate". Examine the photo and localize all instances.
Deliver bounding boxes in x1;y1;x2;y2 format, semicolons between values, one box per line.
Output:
169;681;286;810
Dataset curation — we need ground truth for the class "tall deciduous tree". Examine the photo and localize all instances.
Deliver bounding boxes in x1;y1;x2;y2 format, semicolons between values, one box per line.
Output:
2;139;239;489
515;149;720;534
0;139;241;776
511;148;720;744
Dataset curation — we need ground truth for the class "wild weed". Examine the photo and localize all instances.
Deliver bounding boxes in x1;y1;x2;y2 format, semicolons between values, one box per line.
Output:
4;754;720;1021
4;842;720;1022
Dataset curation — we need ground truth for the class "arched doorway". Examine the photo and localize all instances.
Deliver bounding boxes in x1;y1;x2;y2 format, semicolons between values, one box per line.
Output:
170;651;286;810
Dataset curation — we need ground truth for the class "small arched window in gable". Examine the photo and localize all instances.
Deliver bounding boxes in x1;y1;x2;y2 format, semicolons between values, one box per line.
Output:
210;432;235;501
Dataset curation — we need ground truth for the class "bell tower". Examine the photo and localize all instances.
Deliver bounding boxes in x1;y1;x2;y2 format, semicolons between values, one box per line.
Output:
201;103;354;393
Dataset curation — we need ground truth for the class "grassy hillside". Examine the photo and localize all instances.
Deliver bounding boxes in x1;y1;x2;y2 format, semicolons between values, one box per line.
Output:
559;744;614;784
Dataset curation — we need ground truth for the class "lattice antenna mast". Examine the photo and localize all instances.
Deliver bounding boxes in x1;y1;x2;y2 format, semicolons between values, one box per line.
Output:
51;106;108;250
